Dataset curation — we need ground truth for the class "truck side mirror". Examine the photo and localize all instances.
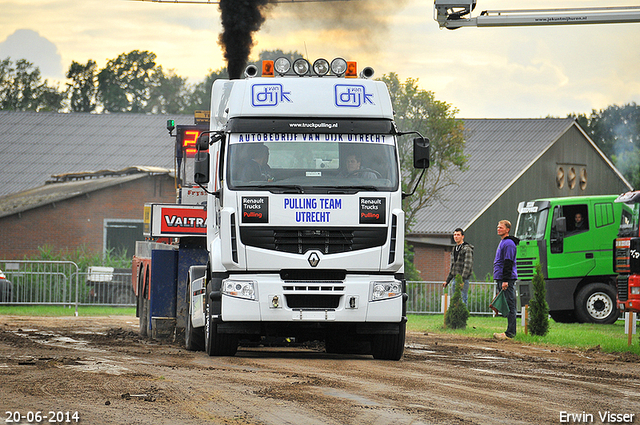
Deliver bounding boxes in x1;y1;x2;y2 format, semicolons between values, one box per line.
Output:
194;151;210;184
413;137;430;169
555;216;567;233
196;133;209;151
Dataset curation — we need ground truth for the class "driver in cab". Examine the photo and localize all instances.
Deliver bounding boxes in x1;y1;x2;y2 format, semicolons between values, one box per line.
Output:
341;153;378;179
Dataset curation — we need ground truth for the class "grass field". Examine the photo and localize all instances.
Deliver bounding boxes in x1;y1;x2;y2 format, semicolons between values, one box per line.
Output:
0;306;637;355
0;305;136;317
408;314;640;355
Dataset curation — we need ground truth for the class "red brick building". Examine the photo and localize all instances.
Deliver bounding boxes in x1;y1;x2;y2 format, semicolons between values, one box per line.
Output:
0;111;195;260
412;244;451;282
0;169;175;259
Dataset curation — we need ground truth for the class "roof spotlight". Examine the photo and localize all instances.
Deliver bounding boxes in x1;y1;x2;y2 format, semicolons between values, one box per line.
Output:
293;58;310;76
274;57;291;75
312;58;330;76
330;58;348;77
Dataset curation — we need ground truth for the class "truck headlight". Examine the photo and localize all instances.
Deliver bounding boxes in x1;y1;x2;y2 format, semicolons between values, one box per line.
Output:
222;279;256;300
371;281;402;301
631;287;640;295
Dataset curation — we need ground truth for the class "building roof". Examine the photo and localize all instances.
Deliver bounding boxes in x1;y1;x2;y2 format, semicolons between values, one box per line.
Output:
0;167;172;219
409;117;628;235
0;111;193;198
1;113;627;234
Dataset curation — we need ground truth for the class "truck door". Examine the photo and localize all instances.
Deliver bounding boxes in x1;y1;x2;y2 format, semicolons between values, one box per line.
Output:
548;203;596;278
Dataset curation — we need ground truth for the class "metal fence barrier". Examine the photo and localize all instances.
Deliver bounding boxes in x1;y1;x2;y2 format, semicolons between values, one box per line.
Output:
407;281;497;315
0;263;493;315
0;261;136;313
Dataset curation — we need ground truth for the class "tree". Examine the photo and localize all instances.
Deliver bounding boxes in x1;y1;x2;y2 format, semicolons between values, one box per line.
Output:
97;50;162;113
148;67;190;114
403;242;421;281
66;60;97;112
188;67;228;113
0;57;63;111
574;103;640;188
379;73;467;231
528;263;549;336
445;274;469;329
379;74;467;278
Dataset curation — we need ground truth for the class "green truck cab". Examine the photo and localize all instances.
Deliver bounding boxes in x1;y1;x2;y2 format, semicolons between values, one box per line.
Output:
515;195;629;324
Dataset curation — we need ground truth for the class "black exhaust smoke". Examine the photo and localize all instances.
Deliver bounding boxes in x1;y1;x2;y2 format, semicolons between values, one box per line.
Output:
218;0;273;79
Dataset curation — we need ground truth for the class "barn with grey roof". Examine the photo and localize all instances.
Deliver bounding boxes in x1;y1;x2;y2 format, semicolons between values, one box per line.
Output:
408;118;632;281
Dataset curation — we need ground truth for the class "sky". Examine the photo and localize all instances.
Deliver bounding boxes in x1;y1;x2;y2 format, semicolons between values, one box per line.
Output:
1;0;639;118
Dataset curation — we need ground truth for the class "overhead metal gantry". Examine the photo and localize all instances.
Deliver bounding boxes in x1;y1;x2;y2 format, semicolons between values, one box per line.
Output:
131;0;357;4
434;1;640;29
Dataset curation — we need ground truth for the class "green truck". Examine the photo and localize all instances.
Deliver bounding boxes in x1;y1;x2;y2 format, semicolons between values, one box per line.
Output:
515;195;630;324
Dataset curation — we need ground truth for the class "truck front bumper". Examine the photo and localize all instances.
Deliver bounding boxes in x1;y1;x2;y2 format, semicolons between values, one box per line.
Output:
219;274;404;323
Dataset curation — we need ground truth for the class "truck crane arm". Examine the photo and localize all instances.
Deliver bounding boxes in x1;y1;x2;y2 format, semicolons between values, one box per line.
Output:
434;1;640;29
131;0;356;4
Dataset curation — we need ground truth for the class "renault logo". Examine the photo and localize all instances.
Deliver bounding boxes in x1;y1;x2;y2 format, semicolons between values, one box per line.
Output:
308;252;320;267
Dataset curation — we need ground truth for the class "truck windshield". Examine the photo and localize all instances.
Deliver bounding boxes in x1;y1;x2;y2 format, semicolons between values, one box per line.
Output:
227;134;399;192
618;203;640;237
515;209;548;240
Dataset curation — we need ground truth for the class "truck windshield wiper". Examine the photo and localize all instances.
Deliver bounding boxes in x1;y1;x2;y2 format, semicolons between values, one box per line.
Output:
251;184;305;193
347;185;379;192
300;186;380;194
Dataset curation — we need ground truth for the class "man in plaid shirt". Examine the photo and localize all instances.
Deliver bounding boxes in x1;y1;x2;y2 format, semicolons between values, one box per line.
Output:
442;228;474;305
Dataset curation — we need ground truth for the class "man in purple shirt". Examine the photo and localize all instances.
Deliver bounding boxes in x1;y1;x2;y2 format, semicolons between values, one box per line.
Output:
493;220;519;339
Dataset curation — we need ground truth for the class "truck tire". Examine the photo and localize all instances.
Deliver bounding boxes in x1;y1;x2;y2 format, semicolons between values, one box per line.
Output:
185;314;205;351
139;295;149;337
185;279;205;351
138;276;149;337
574;283;618;324
371;322;406;361
205;301;238;356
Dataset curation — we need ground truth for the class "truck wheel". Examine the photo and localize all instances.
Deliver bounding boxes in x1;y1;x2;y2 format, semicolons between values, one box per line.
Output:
371;322;406;361
139;294;149;337
205;301;238;356
137;272;149;337
185;314;205;351
575;283;618;324
185;280;205;351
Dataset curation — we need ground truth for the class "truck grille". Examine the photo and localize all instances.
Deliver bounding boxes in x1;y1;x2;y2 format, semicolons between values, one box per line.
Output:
240;227;387;254
516;257;536;281
280;269;346;281
281;273;345;309
618;276;629;302
285;294;341;309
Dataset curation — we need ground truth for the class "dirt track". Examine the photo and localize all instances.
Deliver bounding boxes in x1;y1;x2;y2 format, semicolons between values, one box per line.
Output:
1;315;639;425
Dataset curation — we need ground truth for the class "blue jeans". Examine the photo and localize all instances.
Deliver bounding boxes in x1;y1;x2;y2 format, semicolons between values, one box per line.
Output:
448;279;470;305
495;279;517;338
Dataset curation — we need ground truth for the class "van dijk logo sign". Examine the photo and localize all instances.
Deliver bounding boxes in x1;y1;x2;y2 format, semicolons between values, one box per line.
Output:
252;84;292;107
335;84;374;107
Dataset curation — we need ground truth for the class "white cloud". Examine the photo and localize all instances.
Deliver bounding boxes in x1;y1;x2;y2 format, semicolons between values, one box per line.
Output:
0;29;63;81
0;0;639;117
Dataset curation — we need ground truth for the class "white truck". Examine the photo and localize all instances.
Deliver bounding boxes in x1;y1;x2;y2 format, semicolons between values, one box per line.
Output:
184;57;429;360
